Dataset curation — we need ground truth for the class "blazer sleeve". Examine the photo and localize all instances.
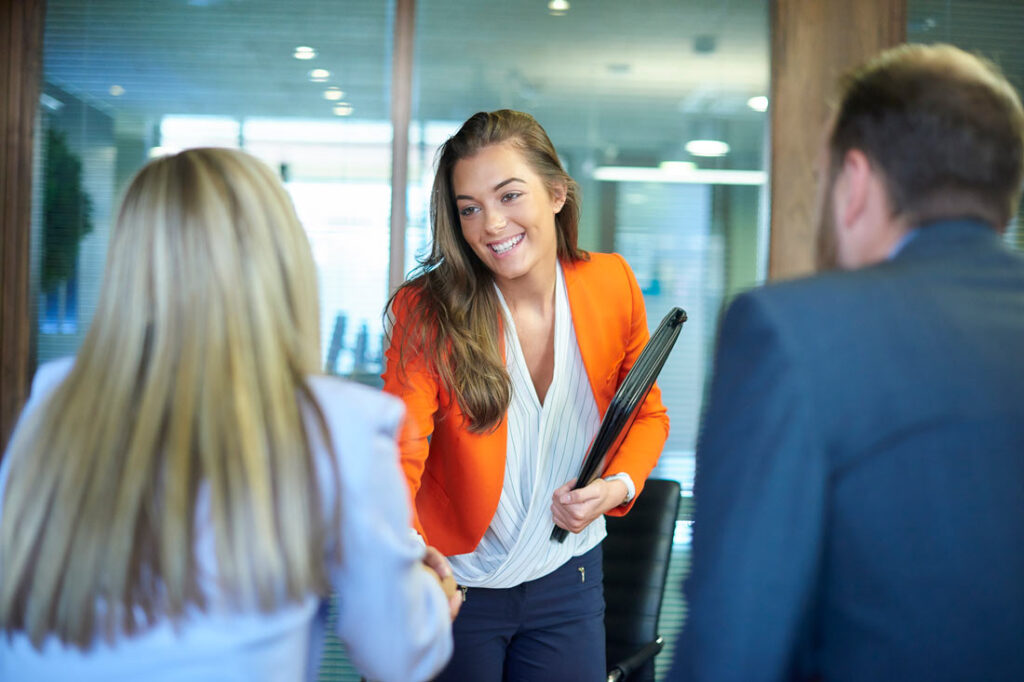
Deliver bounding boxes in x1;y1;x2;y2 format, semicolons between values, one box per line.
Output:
380;288;439;540
603;253;671;515
670;292;826;682
313;379;453;682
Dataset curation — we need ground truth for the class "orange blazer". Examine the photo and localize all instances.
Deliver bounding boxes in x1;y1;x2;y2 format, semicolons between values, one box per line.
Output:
382;252;670;556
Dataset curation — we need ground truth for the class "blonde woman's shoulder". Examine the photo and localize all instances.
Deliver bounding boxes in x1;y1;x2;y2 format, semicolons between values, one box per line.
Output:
4;357;75;449
305;374;405;437
30;356;75;400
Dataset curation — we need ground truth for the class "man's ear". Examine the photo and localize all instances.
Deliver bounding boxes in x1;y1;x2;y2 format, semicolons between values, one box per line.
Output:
835;149;873;230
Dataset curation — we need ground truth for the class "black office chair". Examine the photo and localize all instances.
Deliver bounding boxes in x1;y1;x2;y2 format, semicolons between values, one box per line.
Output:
604;478;681;682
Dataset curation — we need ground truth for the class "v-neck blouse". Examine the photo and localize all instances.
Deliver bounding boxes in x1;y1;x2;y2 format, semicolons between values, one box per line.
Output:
446;265;604;588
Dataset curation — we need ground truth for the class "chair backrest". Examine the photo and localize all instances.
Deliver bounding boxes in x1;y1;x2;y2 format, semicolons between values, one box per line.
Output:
604;478;681;682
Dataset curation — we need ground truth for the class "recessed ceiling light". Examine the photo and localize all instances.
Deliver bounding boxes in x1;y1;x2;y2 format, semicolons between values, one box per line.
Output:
294;46;316;60
685;139;730;157
324;87;345;101
747;95;768;112
109;85;125;96
309;69;330;82
659;160;697;172
333;104;353;116
548;0;569;12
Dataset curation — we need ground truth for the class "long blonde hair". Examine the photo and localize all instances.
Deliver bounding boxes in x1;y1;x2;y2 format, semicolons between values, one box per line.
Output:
387;110;587;432
0;148;333;649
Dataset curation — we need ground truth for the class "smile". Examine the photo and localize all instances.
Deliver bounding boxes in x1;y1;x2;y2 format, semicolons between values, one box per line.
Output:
489;234;524;254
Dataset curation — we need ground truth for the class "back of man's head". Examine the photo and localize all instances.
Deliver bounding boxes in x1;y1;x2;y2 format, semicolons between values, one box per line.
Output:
830;43;1024;229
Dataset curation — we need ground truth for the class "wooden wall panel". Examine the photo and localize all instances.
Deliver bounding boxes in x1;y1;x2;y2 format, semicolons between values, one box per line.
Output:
1;0;46;448
769;0;906;280
388;0;415;294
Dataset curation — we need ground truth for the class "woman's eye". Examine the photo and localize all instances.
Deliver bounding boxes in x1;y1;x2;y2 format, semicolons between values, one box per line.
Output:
459;206;479;217
501;192;522;202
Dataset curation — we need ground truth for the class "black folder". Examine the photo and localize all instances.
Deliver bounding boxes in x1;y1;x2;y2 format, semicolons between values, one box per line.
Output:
551;306;687;543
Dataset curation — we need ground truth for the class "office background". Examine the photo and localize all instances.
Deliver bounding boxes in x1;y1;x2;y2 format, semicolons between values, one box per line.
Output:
1;0;1022;679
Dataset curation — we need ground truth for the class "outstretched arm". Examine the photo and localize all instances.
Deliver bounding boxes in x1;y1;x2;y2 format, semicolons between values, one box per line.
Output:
324;387;452;682
381;289;439;541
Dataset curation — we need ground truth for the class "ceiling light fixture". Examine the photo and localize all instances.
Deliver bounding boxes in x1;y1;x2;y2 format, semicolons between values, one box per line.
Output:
685;139;730;157
593;165;765;185
109;85;125;96
548;0;569;14
747;95;768;112
293;46;316;60
659;160;697;173
333;104;354;116
324;87;345;101
309;69;330;82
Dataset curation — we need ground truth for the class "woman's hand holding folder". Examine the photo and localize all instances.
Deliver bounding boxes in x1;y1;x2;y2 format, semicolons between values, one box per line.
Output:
550;477;631;535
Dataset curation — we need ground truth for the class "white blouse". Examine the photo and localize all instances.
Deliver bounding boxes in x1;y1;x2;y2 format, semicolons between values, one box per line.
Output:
447;264;610;588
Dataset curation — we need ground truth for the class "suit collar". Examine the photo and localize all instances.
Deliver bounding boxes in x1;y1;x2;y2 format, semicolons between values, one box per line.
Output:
893;218;1003;262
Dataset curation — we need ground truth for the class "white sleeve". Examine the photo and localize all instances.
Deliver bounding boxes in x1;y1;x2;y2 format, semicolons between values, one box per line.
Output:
310;378;452;682
603;472;636;503
0;357;76;502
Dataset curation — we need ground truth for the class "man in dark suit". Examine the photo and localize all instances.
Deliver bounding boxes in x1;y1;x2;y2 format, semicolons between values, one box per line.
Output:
671;44;1024;682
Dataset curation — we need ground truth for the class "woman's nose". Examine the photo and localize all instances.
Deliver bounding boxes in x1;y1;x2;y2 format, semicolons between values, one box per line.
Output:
486;209;507;232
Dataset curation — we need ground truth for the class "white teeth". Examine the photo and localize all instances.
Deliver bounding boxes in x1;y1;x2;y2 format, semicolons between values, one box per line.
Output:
490;234;523;254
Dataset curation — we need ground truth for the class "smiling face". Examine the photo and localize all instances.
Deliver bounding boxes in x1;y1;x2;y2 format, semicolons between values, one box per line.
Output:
452;142;566;290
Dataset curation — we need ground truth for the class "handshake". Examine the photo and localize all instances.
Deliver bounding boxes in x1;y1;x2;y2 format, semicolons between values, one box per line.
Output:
423;546;462;621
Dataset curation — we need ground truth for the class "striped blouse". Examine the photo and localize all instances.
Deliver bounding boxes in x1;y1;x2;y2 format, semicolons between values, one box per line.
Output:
447;264;624;588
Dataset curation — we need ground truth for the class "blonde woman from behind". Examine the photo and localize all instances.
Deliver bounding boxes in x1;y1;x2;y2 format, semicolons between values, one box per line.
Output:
0;148;454;682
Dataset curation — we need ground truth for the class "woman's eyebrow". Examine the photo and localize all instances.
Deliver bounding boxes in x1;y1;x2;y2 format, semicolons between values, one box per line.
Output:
455;177;525;201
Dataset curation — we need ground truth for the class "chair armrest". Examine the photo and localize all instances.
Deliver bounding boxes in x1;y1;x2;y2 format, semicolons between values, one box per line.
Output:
606;635;664;682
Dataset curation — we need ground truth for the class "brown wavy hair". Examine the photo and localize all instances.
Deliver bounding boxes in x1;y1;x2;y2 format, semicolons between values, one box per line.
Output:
387;110;587;432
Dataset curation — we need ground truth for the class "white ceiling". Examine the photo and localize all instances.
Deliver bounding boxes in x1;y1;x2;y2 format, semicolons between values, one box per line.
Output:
41;0;1024;171
42;0;772;168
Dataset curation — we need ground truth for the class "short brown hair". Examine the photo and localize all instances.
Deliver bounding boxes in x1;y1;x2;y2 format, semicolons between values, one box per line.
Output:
830;43;1024;228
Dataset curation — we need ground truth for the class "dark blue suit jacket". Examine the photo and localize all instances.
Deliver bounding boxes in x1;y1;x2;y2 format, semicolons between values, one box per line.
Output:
671;219;1024;682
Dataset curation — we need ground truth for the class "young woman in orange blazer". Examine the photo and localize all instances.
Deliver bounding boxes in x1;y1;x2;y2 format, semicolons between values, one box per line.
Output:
383;109;669;681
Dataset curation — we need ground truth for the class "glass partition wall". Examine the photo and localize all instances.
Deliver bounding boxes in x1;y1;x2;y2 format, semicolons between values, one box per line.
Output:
39;0;396;381
907;0;1024;251
35;1;770;679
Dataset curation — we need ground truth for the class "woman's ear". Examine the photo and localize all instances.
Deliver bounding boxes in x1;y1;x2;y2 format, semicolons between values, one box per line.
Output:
550;182;568;213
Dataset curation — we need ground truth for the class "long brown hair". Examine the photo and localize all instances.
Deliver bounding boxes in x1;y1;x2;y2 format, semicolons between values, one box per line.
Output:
387;110;587;432
1;148;334;648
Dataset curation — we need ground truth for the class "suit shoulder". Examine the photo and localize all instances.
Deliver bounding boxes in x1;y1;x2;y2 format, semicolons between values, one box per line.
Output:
738;268;873;316
389;280;428;316
306;374;405;435
572;250;626;269
565;251;637;284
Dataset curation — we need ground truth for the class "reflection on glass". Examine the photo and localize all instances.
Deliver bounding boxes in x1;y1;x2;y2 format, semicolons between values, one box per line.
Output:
37;1;394;394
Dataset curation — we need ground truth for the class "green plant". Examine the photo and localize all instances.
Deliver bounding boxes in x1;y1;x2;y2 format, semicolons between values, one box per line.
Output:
42;127;93;292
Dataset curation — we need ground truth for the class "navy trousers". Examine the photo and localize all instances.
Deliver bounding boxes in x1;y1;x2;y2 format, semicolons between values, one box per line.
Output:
433;544;606;682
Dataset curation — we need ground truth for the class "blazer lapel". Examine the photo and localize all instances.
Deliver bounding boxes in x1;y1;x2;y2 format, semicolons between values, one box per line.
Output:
563;258;616;418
